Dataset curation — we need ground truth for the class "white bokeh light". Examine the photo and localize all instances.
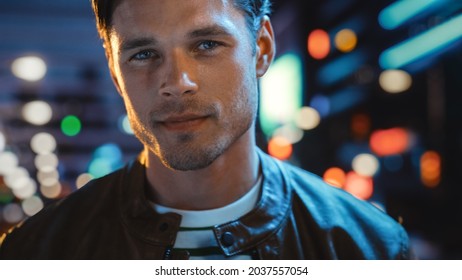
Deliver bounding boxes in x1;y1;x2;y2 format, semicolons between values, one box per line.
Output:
12;178;37;200
30;132;56;155
22;196;44;216
273;125;304;144
37;169;59;187
295;107;321;130
0;151;19;175
11;56;47;82
0;131;5;152
22;100;53;125
4;167;30;190
379;70;412;94
34;153;59;172
352;153;380;177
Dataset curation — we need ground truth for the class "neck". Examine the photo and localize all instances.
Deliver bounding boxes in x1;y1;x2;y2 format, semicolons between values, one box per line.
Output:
144;129;260;210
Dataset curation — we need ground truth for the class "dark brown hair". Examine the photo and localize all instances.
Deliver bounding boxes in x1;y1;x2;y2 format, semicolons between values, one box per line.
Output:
91;0;272;43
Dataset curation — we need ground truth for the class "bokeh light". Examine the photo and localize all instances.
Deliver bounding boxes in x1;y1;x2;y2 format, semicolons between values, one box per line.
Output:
308;29;330;59
40;183;62;199
88;143;124;178
370;128;410;156
22;100;53;125
94;143;123;163
420;151;441;188
310;95;330;117
335;29;358;52
119;114;134;135
268;136;293;160
0;186;14;205
12;178;37;200
344;171;374;200
260;54;303;137
76;173;94;189
273;125;304;144
21;196;44;216
37;169;59;187
0;131;5;152
0;151;19;176
379;69;412;94
323;167;346;188
352;153;380;177
34;153;59;172
2;203;24;224
61;115;82;137
4;167;30;190
295;107;321;130
30;132;57;155
88;158;114;179
11;56;47;82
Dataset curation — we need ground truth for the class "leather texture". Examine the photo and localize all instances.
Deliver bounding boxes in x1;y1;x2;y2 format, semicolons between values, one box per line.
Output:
0;150;411;259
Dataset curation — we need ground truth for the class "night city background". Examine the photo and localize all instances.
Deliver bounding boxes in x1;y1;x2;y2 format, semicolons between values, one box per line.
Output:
0;0;461;259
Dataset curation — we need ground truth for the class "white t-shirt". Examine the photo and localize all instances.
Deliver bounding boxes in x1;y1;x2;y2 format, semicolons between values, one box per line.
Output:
152;176;262;260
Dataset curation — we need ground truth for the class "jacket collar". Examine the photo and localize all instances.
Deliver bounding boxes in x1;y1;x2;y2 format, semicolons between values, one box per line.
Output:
214;150;292;256
118;152;182;247
117;149;292;256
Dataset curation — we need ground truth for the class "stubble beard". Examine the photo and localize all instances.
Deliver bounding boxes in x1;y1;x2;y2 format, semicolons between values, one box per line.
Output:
131;100;255;171
153;113;254;171
158;131;229;171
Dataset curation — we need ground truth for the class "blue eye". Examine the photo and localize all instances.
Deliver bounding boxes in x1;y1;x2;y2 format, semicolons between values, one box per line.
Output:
197;41;221;51
131;50;156;61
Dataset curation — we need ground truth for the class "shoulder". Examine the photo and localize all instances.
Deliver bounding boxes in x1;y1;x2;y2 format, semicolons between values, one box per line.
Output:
271;157;410;259
284;162;398;227
0;168;124;259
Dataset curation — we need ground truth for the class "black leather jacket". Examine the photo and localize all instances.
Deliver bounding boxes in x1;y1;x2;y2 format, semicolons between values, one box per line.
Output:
0;150;411;259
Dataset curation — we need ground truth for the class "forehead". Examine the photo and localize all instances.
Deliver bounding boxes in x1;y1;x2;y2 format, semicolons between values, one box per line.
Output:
110;0;246;41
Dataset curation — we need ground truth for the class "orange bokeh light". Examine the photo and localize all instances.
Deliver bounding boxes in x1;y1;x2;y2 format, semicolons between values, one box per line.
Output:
268;136;293;160
369;127;410;156
344;171;374;200
307;29;330;60
323;167;346;188
420;151;441;188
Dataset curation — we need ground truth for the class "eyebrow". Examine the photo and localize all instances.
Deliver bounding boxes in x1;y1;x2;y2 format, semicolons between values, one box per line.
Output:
119;37;158;53
187;25;234;39
118;25;234;53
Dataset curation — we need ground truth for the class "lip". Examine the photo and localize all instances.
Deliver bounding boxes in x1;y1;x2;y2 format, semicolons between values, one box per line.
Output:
159;114;208;131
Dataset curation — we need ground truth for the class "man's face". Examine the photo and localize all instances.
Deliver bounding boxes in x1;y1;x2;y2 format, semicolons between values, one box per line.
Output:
109;0;267;170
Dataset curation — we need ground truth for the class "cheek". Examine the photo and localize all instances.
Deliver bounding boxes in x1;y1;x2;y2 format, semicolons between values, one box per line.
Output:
222;69;258;122
117;69;158;117
120;69;157;97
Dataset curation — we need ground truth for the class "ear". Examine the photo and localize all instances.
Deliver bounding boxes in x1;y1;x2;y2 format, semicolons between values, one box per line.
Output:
255;16;276;78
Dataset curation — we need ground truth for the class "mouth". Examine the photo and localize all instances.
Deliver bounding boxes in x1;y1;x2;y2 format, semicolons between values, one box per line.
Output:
159;114;209;131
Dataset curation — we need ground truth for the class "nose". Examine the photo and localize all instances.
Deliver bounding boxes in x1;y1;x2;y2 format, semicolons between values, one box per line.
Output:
159;50;199;97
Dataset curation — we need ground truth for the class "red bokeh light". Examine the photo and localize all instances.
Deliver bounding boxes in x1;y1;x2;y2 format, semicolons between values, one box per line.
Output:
369;127;410;156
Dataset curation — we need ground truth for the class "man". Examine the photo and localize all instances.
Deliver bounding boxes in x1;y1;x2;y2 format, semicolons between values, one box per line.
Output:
0;0;411;259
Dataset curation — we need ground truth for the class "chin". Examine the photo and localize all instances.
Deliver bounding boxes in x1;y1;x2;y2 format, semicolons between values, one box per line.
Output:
158;139;229;171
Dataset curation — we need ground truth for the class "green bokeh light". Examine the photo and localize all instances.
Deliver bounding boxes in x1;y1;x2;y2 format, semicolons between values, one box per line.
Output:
61;115;82;137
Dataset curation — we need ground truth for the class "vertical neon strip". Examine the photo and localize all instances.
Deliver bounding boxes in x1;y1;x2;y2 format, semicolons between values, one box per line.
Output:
259;54;303;137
